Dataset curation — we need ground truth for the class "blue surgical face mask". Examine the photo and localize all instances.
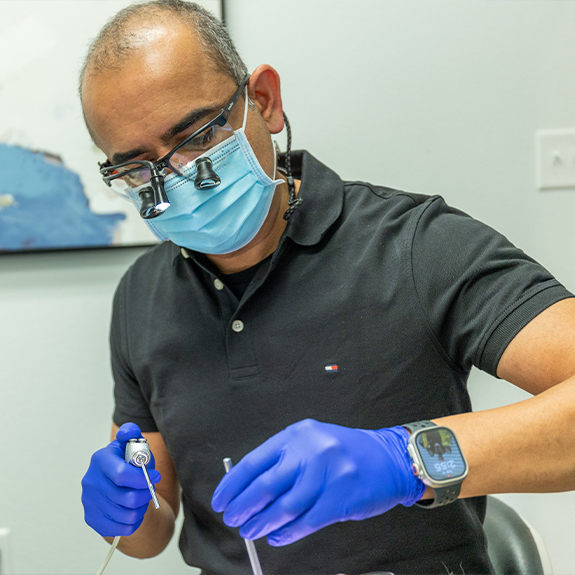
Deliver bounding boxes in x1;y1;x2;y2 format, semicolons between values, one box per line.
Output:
128;92;283;255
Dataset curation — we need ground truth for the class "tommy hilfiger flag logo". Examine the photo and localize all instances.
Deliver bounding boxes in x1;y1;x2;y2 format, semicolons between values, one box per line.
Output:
324;364;339;373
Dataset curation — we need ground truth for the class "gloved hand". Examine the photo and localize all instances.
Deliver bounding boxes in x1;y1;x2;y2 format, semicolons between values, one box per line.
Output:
81;422;161;537
211;419;425;546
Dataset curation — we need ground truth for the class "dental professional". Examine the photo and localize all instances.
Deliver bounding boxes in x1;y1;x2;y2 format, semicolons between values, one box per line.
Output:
80;1;575;574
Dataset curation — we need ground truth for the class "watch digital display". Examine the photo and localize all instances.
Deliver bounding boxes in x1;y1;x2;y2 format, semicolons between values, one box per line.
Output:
414;428;466;482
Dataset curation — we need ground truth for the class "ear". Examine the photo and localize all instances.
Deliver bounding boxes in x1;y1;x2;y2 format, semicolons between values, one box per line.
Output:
247;65;285;135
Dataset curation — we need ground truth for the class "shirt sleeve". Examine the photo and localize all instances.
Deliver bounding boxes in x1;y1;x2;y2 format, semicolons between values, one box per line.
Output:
110;274;159;432
410;196;574;376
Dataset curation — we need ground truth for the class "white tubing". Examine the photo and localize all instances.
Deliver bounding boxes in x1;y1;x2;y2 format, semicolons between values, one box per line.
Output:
96;536;121;575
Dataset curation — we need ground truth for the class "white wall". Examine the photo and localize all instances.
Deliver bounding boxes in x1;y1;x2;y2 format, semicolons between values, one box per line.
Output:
0;248;198;575
226;1;575;572
1;1;575;574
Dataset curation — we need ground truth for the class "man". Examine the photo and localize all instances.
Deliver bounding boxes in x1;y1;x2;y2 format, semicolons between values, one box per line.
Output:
80;1;575;574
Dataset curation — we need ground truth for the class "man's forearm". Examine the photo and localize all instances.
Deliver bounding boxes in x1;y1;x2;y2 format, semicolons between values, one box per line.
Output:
104;494;176;558
434;374;575;498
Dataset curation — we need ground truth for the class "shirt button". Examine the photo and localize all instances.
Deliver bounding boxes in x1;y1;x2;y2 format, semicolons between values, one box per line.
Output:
214;278;225;291
232;320;244;333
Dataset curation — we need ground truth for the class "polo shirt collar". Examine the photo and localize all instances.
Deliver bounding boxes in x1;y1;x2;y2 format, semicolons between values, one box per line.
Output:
280;150;344;247
178;150;344;263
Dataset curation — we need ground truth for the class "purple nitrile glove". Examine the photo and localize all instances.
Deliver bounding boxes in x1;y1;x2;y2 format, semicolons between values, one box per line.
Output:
212;418;425;546
81;422;161;537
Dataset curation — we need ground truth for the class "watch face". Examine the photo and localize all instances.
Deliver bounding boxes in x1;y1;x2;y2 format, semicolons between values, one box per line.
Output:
414;427;467;482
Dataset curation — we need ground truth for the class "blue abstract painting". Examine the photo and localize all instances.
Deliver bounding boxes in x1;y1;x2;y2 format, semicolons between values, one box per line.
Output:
0;143;125;252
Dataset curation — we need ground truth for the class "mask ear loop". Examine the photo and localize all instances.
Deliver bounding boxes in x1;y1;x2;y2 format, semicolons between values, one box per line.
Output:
242;87;249;130
246;88;281;181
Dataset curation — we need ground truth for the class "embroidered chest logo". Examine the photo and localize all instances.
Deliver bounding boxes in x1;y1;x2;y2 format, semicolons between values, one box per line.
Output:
324;363;339;373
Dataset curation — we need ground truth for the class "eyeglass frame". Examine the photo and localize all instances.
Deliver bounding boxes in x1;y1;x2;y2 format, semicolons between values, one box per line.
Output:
98;74;251;187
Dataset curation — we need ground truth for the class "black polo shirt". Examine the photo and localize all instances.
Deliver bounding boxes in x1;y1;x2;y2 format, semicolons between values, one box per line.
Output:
111;150;572;575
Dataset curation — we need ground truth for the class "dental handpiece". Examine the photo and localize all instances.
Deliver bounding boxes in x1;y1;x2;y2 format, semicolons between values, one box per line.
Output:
125;438;160;509
223;458;264;575
96;438;161;575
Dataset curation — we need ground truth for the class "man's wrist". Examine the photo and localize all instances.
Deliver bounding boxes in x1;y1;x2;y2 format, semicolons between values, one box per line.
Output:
374;426;426;507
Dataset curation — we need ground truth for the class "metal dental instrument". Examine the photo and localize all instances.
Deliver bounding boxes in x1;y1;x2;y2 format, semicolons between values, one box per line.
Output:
125;438;160;509
223;458;264;575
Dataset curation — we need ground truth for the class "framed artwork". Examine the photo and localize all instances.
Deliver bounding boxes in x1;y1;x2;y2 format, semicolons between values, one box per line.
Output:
0;0;223;253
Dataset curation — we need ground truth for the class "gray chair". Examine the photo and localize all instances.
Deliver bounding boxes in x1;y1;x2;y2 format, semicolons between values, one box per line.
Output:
484;496;553;575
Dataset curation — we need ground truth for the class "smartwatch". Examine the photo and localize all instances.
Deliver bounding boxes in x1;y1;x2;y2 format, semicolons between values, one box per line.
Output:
403;420;468;508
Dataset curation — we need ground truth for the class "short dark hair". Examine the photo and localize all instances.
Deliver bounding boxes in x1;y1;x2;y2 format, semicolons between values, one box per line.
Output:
79;0;248;95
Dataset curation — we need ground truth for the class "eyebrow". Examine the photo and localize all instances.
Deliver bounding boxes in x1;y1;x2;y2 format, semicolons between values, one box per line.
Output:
162;106;220;141
110;105;221;165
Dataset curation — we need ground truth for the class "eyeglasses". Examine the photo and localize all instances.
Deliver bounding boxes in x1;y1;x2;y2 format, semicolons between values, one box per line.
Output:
99;74;250;218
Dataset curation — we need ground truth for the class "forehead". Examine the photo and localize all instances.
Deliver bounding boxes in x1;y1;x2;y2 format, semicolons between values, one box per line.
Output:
81;22;234;155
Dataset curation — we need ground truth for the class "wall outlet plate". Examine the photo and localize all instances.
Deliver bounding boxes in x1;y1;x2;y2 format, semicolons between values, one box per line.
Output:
536;129;575;190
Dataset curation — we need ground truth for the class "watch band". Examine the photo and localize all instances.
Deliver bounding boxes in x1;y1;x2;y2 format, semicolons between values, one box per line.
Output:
416;483;461;508
403;420;435;434
403;420;463;509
